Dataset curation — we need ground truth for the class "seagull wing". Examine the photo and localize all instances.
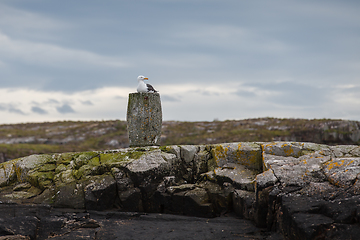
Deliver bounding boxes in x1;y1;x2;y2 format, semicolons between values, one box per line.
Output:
146;83;157;92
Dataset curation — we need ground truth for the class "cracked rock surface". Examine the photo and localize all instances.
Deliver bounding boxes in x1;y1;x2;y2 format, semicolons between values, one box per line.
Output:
1;141;359;239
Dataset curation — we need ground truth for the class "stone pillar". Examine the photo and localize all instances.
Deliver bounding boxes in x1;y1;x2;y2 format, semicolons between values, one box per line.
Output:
127;92;162;147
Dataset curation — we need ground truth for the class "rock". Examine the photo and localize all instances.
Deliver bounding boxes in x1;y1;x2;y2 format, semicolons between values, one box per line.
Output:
1;141;360;240
193;147;211;180
286;213;334;240
125;150;181;211
0;216;39;239
263;152;331;188
0;204;280;240
323;223;360;239
322;196;360;224
119;187;143;212
183;187;213;217
263;142;302;157
213;164;257;191
14;154;54;183
3;186;42;200
99;150;137;169
323;157;360;187
84;174;117;211
329;145;359;158
180;145;198;163
255;169;278;191
126;150;173;180
211;142;262;171
0;168;7;188
159;145;181;159
54;181;85;209
0;162;16;187
232;189;255;219
198;181;230;215
0;235;31;239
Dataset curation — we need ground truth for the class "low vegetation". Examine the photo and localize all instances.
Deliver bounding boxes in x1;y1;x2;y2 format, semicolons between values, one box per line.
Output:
0;118;359;161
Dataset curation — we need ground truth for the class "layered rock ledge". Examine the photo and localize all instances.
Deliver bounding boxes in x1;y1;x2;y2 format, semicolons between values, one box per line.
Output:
0;142;359;239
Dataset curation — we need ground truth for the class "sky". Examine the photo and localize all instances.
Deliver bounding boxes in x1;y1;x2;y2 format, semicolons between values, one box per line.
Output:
0;0;360;124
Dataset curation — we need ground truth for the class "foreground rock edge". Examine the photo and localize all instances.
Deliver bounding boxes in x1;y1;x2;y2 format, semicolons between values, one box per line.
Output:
0;141;359;240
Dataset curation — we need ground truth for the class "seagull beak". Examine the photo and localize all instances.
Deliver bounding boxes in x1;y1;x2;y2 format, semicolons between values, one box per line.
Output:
144;77;148;80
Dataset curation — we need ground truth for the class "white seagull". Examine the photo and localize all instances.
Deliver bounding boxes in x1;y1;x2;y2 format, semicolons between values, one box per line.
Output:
137;75;158;93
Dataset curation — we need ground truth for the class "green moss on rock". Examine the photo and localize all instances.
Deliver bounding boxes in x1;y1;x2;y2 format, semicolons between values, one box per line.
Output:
73;164;103;180
56;152;77;165
55;164;67;174
27;170;54;190
38;164;56;172
100;150;145;168
74;152;100;169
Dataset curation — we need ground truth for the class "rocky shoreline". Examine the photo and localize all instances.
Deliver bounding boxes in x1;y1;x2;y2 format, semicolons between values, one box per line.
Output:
1;142;359;239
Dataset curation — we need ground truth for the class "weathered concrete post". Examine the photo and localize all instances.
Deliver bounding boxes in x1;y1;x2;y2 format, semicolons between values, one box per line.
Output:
127;92;162;147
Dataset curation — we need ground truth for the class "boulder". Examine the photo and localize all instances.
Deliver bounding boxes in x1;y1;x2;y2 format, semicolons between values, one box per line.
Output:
323;157;360;187
232;189;255;219
0;162;16;187
212;164;257;191
54;181;85;209
84;174;117;211
211;142;262;171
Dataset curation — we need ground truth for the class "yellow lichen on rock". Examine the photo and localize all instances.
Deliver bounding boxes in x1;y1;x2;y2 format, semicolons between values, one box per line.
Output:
324;159;353;171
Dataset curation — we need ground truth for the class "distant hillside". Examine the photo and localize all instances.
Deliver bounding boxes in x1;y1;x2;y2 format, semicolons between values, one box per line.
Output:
1;118;359;162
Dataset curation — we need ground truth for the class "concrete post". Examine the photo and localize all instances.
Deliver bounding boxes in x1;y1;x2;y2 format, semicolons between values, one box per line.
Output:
126;92;162;147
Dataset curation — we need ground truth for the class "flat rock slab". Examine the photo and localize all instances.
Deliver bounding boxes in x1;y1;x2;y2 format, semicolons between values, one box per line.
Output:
0;204;282;240
213;164;258;191
95;213;277;240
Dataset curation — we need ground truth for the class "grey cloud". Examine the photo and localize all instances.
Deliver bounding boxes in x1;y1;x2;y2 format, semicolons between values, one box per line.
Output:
191;89;220;96
241;81;329;107
81;100;93;106
56;104;75;114
235;90;256;98
0;104;6;111
31;106;48;115
0;0;357;94
45;99;60;105
0;103;25;115
340;85;360;94
8;107;25;115
161;95;181;102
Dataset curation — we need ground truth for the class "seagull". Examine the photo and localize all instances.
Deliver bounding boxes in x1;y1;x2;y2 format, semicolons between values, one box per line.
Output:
137;75;158;93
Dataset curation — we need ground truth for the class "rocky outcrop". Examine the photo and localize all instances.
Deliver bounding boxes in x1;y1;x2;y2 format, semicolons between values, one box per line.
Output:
0;142;360;239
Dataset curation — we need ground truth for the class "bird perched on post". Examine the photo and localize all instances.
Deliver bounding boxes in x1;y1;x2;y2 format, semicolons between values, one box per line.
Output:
137;75;158;93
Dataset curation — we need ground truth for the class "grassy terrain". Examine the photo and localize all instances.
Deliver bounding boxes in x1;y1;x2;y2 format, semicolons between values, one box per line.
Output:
0;118;359;161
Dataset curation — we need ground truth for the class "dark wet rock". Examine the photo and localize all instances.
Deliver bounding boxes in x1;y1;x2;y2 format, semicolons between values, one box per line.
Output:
0;204;282;240
0;216;38;239
84;174;117;211
54;182;85;209
119;187;143;212
232;189;255;220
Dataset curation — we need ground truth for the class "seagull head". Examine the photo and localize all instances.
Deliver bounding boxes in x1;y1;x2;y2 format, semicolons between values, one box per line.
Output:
137;75;148;81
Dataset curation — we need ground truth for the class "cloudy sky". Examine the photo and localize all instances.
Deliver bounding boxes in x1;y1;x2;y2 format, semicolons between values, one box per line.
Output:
1;0;360;124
